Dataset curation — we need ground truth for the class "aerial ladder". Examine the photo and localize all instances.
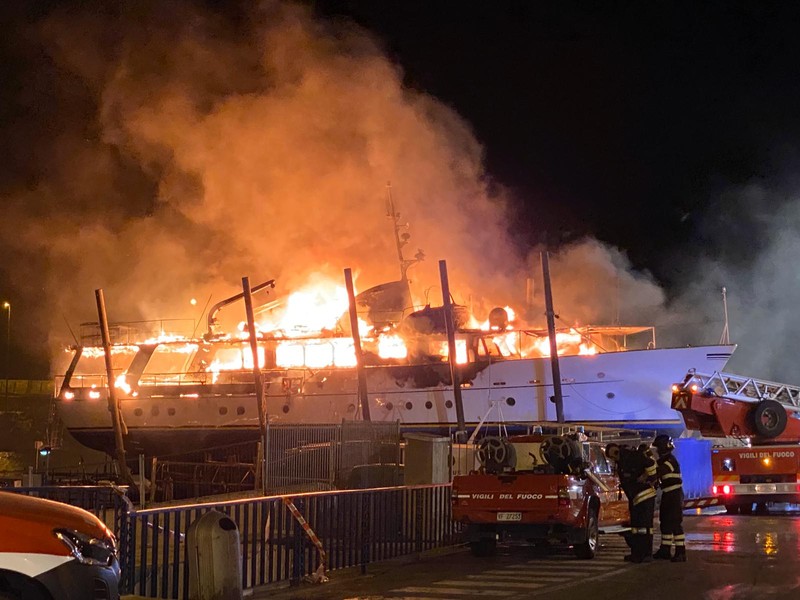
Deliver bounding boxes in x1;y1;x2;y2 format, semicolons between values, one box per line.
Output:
671;370;800;443
671;371;800;513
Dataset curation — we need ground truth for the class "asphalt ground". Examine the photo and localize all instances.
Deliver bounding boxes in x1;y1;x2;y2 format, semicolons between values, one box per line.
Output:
246;506;800;600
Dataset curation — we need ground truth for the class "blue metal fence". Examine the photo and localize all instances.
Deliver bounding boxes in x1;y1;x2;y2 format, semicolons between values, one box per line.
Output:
120;484;459;598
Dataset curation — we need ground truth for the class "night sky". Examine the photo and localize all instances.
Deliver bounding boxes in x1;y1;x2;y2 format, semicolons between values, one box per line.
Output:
3;1;800;379
311;2;800;270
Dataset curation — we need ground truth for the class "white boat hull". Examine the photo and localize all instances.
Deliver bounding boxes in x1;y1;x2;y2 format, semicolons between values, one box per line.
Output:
57;344;735;456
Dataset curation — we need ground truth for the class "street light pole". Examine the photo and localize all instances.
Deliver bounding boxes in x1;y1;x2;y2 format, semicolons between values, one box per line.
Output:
2;302;9;409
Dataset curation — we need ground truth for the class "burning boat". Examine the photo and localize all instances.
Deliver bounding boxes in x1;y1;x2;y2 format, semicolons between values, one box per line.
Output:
53;276;735;458
52;201;735;459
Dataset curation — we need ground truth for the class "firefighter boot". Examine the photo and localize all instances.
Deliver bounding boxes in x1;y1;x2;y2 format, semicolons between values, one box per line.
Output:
627;535;652;563
653;544;672;560
671;546;687;562
639;535;654;563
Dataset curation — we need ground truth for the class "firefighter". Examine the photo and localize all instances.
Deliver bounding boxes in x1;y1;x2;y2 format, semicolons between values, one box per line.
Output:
652;434;686;562
608;443;657;563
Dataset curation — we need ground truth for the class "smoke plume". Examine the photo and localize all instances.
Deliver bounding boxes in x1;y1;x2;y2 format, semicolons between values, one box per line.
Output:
0;1;673;374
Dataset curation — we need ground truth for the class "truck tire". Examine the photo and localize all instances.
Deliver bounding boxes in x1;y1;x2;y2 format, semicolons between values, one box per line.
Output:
573;506;599;559
725;504;740;515
469;537;497;557
751;400;787;438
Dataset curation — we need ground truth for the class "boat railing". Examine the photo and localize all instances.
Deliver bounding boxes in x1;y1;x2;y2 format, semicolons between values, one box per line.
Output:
78;319;197;346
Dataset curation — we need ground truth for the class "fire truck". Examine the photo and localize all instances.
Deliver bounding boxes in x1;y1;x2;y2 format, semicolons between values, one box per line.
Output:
452;426;641;558
671;370;800;513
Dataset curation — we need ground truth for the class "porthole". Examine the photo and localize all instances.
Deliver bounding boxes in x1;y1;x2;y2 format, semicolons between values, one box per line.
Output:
506;397;516;406
219;406;228;416
133;408;143;417
405;402;413;410
167;407;176;416
282;405;290;414
597;372;606;379
236;406;245;415
385;402;394;411
346;403;356;413
151;406;160;417
606;392;615;399
425;401;433;409
445;400;453;409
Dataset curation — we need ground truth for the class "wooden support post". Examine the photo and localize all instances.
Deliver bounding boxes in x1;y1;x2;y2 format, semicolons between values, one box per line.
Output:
242;276;268;495
95;289;135;488
541;252;564;423
439;260;466;441
344;268;370;421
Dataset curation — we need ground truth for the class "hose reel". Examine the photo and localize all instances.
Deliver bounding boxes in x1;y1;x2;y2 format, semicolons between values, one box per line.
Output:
541;435;584;475
476;436;517;474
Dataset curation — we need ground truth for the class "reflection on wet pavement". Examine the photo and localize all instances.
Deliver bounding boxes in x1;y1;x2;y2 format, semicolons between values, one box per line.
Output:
688;511;800;556
704;578;800;600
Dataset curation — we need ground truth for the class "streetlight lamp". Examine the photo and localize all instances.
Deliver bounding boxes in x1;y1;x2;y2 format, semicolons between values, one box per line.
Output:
2;302;9;408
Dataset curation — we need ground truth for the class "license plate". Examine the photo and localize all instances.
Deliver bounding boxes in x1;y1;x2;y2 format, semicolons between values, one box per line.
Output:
497;512;522;522
755;484;777;493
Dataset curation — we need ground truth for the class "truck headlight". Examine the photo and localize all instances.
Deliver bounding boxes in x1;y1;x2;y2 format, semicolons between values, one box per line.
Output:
54;529;117;566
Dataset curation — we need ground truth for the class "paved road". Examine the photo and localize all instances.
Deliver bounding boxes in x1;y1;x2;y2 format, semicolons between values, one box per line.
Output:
254;508;800;600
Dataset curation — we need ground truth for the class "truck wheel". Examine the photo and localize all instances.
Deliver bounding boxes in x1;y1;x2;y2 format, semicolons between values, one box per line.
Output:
740;503;754;515
469;537;497;557
573;507;599;559
751;400;788;438
725;504;740;515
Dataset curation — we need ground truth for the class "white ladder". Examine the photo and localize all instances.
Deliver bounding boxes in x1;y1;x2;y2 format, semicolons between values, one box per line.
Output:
680;371;800;410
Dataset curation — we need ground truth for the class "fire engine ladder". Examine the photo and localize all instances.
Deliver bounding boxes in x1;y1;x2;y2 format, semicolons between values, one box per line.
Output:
680;371;800;412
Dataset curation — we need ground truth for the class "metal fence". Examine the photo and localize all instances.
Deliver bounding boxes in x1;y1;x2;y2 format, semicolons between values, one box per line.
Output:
120;484;458;598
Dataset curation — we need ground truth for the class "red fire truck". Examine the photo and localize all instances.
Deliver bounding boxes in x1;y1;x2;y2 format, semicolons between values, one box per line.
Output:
671;370;800;513
451;426;640;558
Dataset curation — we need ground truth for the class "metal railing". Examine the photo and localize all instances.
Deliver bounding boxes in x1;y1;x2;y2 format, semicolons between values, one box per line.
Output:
120;484;458;598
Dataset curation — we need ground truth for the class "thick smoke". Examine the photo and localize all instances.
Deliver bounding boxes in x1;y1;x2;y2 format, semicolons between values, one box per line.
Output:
0;1;674;373
667;176;800;383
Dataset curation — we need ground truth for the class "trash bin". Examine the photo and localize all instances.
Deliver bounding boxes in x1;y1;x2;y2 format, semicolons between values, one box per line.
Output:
404;433;451;484
187;510;243;600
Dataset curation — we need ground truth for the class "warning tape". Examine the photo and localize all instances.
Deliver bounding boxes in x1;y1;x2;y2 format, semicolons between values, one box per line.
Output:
683;496;721;509
282;497;329;583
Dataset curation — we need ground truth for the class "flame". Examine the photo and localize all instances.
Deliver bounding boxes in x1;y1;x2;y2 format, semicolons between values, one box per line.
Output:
79;280;609;379
532;331;597;357
377;334;408;360
255;279;349;337
115;374;131;394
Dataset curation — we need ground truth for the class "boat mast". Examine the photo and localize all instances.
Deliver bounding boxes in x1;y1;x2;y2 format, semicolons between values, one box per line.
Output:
720;286;731;345
386;182;424;282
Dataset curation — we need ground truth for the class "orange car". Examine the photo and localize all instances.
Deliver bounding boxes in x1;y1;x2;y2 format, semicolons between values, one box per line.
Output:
0;491;120;600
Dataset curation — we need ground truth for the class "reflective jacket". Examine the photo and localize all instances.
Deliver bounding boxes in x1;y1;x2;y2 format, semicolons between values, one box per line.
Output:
657;454;683;494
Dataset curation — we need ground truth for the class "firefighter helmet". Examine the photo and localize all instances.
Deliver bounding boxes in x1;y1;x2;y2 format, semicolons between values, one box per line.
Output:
652;434;675;454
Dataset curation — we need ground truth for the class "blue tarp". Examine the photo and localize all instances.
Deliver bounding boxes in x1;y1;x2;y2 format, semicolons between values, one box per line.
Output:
674;438;713;499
